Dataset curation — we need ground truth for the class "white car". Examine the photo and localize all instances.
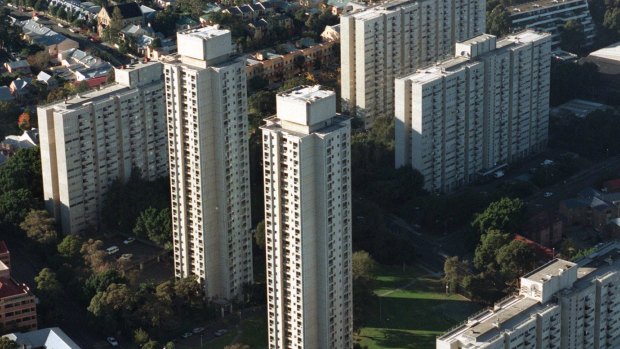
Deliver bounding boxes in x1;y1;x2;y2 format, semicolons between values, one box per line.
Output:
544;192;553;198
118;253;132;261
192;327;205;333
106;337;118;347
123;237;135;244
214;329;228;337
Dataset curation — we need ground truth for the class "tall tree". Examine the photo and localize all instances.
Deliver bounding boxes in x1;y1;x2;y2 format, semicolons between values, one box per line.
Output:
81;238;110;273
560;20;586;53
495;240;538;281
472;197;525;235
487;5;511;37
473;229;511;272
133;207;172;247
57;234;83;261
20;209;57;245
0;147;43;198
443;256;470;292
0;188;37;228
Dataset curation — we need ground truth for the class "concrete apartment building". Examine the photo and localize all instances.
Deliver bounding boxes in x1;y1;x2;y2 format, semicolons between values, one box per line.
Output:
261;86;352;348
436;241;620;349
162;26;252;300
509;0;595;49
38;61;168;234
0;243;37;333
340;0;486;128
395;30;551;192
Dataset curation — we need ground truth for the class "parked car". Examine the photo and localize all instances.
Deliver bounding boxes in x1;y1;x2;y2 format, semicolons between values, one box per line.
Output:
123;237;135;244
181;332;192;339
118;253;132;261
106;337;118;347
544;192;553;198
105;246;119;255
214;329;228;337
192;327;205;334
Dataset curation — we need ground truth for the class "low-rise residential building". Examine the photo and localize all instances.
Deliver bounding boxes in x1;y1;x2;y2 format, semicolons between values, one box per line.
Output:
18;20;79;56
38;61;168;234
3;60;31;74
522;211;563;247
245;41;337;84
509;0;595;49
9;78;34;103
57;48;113;88
0;87;15;102
321;24;340;42
581;41;620;102
3;327;81;349
0;243;37;333
97;2;144;36
437;242;620;349
559;188;620;231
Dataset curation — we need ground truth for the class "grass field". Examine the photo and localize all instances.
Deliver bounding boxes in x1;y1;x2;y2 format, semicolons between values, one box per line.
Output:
355;265;483;349
209;314;268;349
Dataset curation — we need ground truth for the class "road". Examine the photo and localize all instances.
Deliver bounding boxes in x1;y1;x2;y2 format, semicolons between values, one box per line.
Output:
525;155;620;212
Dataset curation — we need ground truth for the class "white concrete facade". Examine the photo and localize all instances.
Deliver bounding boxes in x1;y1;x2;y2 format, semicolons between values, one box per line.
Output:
38;62;168;235
262;86;352;349
509;0;596;49
163;26;252;300
340;0;486;128
395;30;551;192
436;242;620;349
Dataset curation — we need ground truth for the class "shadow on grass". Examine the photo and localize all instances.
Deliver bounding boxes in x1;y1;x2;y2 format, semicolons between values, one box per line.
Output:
372;329;436;349
364;297;482;332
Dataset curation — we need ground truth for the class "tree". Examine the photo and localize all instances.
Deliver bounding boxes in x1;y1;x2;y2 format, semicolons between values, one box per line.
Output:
254;220;265;250
248;76;268;91
57;234;83;261
603;7;620;34
0;338;18;349
560;20;586;53
293;55;306;72
495;240;538;281
487;5;510;37
35;268;62;301
133;207;172;247
106;69;115;84
0;147;43;199
134;328;150;346
472;197;525;235
0;188;37;228
473;229;511;272
444;256;470;292
174;276;205;312
176;0;203;19
17;112;31;130
352;250;376;283
20;209;57;245
57;7;67;20
142;341;159;349
152;9;178;37
27;50;50;72
88;283;135;332
83;270;126;301
163;342;175;349
75;81;90;93
81;238;110;273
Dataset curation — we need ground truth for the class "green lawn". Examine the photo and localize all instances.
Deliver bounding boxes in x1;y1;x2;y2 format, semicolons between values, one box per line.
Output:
356;266;482;349
209;315;268;349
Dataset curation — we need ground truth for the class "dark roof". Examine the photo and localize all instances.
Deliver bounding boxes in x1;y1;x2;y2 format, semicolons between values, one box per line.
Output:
603;179;620;193
105;2;143;19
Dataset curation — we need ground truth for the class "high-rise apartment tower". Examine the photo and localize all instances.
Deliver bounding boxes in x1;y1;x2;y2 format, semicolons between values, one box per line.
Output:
162;26;252;300
38;62;168;234
340;0;486;128
262;85;353;348
395;30;551;192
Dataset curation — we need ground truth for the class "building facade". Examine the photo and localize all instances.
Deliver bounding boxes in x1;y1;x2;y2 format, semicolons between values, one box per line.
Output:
509;0;595;49
436;241;620;349
395;30;551;192
38;62;168;235
0;244;37;333
162;27;252;300
340;0;486;128
262;86;352;349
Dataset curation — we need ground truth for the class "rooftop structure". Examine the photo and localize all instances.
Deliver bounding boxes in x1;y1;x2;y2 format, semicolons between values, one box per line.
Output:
3;327;81;349
437;242;620;349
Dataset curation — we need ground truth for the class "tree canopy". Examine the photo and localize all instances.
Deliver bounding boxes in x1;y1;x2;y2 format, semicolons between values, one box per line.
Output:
472;197;525;235
20;209;57;245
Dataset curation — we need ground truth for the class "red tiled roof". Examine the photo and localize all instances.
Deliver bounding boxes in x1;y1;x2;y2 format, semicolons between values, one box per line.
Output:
514;234;554;259
0;277;28;298
603;178;620;193
0;241;8;254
